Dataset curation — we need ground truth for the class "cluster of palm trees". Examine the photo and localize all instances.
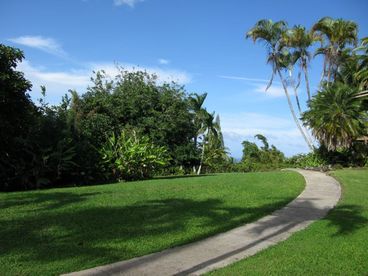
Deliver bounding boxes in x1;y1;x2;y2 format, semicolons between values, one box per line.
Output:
188;93;227;174
247;17;368;153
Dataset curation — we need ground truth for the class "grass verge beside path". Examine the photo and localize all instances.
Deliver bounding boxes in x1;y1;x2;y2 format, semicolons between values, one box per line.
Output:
0;171;304;276
209;169;368;276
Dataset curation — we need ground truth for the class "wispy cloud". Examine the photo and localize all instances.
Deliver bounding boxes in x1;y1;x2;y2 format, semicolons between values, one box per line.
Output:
219;75;284;98
8;36;66;57
113;0;143;7
218;75;281;84
158;58;170;65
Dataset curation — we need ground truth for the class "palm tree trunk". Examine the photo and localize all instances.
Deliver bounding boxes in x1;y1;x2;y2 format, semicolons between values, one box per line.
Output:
289;69;302;114
327;57;332;83
197;141;205;175
319;56;328;87
277;69;314;150
303;64;311;101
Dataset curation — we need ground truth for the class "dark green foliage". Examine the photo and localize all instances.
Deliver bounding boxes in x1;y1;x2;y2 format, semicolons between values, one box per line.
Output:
286;151;326;168
0;45;207;190
0;44;38;190
71;69;198;178
239;134;285;171
302;82;367;151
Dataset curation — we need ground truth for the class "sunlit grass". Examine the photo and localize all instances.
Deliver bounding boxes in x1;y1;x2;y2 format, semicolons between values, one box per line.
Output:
209;169;368;275
0;171;304;275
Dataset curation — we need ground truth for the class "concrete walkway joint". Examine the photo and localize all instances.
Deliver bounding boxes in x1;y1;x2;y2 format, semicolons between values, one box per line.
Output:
63;169;341;276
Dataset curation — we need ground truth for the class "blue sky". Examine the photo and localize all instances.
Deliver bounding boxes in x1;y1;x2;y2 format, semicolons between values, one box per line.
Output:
1;0;368;158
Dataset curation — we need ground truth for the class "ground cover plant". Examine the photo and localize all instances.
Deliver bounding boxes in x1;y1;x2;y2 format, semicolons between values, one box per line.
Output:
208;169;368;275
0;171;304;275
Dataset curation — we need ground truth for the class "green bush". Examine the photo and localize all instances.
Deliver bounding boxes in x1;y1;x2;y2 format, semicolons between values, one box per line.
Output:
100;130;170;181
287;151;327;168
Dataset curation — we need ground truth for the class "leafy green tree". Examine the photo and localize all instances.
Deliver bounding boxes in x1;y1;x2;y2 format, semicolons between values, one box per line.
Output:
241;134;285;171
70;68;198;175
0;44;37;190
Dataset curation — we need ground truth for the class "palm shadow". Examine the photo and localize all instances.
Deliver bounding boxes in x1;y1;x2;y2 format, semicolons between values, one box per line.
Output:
0;195;295;274
326;204;368;236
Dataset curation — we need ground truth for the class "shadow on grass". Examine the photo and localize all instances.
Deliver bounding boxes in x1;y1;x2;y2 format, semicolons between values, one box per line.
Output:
153;174;215;180
326;204;368;236
0;192;102;211
0;195;294;274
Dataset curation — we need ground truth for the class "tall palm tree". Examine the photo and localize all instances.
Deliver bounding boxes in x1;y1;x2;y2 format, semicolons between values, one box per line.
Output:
302;82;367;151
189;92;208;148
282;25;314;101
354;37;368;91
197;110;220;175
246;19;314;150
312;17;358;83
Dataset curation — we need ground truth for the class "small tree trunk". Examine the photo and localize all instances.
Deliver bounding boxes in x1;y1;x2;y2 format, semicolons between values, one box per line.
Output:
277;69;314;151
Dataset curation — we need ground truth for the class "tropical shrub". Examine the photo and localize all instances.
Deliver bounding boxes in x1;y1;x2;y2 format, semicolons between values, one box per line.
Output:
100;130;170;181
302;82;367;151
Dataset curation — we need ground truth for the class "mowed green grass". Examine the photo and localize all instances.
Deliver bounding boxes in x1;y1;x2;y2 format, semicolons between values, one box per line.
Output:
0;172;304;276
209;169;368;276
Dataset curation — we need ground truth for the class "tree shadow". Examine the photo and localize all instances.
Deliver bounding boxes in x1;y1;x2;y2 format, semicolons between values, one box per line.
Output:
0;195;295;274
326;204;368;236
170;199;368;275
0;192;102;211
153;174;215;180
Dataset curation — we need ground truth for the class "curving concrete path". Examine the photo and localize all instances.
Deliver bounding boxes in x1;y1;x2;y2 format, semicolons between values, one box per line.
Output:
63;169;341;276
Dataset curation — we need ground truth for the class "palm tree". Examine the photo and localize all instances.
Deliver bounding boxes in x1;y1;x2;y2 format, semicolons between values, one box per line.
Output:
282;25;314;101
189;92;208;148
203;115;229;171
354;37;368;91
246;19;314;150
312;17;358;83
302;82;367;151
197;110;220;175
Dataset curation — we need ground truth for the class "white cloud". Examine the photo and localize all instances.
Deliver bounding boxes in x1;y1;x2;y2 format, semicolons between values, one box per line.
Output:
113;0;143;7
158;58;170;65
90;62;191;84
254;84;285;97
8;36;66;57
17;60;90;103
220;112;310;157
17;60;191;104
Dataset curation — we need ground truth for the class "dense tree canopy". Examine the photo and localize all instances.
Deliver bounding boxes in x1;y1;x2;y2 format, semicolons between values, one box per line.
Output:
0;45;230;190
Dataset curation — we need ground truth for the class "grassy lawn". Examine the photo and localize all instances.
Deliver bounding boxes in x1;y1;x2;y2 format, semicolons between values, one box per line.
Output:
209;169;368;276
0;172;303;275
